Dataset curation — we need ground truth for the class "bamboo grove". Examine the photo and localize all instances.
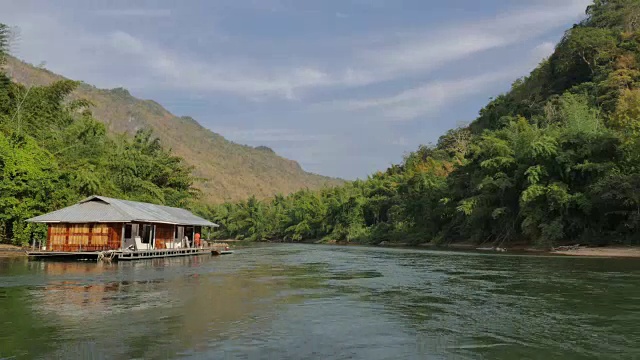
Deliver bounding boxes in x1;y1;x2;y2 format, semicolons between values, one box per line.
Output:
0;24;199;245
4;1;640;248
201;0;640;247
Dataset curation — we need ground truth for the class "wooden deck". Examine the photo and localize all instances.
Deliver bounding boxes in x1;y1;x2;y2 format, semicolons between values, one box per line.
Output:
116;247;212;260
26;246;231;262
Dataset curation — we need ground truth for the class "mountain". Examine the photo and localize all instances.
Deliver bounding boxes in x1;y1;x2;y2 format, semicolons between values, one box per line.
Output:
4;57;343;203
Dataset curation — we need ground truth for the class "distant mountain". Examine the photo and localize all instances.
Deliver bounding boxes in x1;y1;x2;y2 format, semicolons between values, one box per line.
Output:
5;57;343;203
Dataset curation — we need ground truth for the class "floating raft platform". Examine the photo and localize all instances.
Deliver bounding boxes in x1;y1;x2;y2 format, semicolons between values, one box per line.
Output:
26;247;232;262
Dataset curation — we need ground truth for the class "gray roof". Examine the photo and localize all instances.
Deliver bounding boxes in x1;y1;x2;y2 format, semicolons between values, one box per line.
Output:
26;196;219;227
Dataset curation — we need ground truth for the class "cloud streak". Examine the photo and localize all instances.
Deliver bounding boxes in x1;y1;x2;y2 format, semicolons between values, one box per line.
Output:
92;9;172;17
340;70;520;121
210;127;330;143
23;0;589;100
344;0;590;86
0;0;591;179
323;42;557;122
108;31;333;99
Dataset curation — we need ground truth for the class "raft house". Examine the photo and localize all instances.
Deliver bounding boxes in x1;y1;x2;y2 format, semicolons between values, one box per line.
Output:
25;195;231;261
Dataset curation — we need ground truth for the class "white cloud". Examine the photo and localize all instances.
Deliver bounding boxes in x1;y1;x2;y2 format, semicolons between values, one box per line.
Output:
109;31;146;54
340;70;519;121
105;31;334;99
210;127;329;143
531;41;557;61
390;137;409;146
345;0;590;86
97;0;587;99
0;0;589;100
93;9;172;17
330;43;556;121
0;0;593;179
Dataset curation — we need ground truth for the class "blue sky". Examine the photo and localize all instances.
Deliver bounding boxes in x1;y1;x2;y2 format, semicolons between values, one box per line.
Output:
2;0;591;179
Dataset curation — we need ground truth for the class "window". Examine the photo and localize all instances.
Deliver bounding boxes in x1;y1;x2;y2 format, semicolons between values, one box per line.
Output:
50;224;67;246
141;224;152;244
185;226;194;241
124;224;132;239
92;224;109;246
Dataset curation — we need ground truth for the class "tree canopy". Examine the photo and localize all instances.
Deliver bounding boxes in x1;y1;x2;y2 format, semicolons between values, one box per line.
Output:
201;0;640;248
0;27;198;244
6;0;640;249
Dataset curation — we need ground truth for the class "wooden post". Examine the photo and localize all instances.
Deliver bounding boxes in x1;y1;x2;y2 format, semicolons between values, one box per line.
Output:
46;225;51;251
121;223;125;250
65;224;70;252
80;223;85;252
151;224;155;250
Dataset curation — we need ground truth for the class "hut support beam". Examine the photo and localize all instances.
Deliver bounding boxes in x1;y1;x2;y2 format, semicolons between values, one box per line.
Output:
120;224;125;250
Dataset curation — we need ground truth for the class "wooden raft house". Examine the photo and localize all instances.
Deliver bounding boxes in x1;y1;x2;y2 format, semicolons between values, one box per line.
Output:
25;195;230;261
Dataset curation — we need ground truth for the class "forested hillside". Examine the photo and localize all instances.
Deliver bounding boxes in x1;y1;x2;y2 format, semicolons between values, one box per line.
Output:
205;0;640;248
0;25;200;244
5;57;342;203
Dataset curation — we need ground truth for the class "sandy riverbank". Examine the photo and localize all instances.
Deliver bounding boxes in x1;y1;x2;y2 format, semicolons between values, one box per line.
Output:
0;244;26;257
430;243;640;258
429;242;640;258
550;246;640;258
349;240;640;258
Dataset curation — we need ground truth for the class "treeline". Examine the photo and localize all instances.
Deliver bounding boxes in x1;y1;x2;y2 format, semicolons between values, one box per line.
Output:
201;0;640;247
0;24;199;245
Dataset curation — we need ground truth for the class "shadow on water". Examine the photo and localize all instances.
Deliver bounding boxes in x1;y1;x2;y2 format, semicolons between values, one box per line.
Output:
0;254;342;359
1;245;640;359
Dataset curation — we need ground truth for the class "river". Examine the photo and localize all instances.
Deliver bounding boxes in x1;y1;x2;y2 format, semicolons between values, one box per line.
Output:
1;244;639;359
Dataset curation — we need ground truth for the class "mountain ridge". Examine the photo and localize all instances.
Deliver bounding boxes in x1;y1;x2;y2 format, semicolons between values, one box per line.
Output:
5;56;343;203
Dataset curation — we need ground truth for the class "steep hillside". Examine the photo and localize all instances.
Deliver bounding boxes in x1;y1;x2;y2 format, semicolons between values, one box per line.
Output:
203;0;640;247
5;57;343;203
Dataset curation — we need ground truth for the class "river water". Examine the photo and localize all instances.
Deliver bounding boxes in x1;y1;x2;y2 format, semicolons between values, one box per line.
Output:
1;244;639;359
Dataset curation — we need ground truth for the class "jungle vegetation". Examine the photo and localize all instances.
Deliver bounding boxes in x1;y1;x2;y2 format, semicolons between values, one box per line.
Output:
0;23;198;244
4;1;640;249
5;57;343;204
200;0;640;248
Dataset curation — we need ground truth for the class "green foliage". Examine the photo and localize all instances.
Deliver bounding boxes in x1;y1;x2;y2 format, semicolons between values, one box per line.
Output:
5;57;344;205
0;33;199;244
0;133;68;244
555;27;618;76
0;24;8;67
7;0;640;249
202;0;640;248
610;88;640;135
585;0;640;31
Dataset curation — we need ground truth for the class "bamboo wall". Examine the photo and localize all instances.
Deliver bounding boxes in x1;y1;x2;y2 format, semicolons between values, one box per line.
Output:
47;223;123;251
154;224;175;249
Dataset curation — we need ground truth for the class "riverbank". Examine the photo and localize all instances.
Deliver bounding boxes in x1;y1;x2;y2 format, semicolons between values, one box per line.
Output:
9;238;639;259
0;244;26;257
309;239;640;258
440;243;640;258
550;246;640;258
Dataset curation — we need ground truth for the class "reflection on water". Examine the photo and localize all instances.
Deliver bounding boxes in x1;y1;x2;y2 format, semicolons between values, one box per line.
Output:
1;244;640;359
